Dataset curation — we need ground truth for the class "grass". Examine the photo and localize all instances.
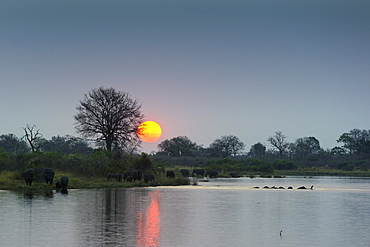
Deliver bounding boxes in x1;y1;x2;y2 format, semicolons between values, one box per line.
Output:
0;170;190;191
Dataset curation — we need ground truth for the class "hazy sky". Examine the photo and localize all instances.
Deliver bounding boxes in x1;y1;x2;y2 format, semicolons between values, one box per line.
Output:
1;0;369;153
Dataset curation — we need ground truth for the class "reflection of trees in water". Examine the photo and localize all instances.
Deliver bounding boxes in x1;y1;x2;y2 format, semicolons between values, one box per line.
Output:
136;190;161;247
102;188;134;245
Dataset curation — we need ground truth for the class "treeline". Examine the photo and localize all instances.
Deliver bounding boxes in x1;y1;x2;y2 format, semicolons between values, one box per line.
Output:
155;129;370;172
0;133;164;176
1;128;370;176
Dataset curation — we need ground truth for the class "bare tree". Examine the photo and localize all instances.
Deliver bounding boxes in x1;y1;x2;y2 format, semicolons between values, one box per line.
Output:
267;131;289;157
74;87;144;152
23;124;43;152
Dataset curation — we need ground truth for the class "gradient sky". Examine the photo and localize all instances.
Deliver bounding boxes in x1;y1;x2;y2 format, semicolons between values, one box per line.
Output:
1;0;369;153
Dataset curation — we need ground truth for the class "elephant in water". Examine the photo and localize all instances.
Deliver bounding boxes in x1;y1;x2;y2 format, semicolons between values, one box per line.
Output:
61;176;69;189
23;169;34;186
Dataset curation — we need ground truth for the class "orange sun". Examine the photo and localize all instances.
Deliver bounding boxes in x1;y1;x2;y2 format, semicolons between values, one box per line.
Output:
137;121;162;143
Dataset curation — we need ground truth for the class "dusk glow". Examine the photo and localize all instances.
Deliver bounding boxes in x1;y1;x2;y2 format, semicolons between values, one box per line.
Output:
0;1;369;154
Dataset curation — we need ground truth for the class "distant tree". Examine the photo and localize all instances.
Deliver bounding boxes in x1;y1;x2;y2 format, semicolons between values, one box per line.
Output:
248;142;266;157
42;135;93;154
331;146;346;156
133;152;154;172
337;129;370;157
157;136;200;156
292;136;321;160
267;131;289;157
22;124;44;152
74;87;144;152
0;134;29;153
207;135;245;158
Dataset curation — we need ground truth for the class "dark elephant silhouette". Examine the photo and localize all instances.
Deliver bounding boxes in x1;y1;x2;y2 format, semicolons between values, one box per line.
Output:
107;173;116;180
192;169;205;177
107;173;122;182
126;176;133;182
56;181;62;190
166;170;175;178
123;170;132;181
44;168;55;185
206;170;218;178
34;167;45;182
180;169;189;177
144;173;155;183
61;176;69;189
23;168;34;186
132;169;143;181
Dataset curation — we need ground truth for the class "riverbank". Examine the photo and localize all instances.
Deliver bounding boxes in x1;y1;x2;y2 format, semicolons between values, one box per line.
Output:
1;169;369;191
273;169;370;177
0;171;190;191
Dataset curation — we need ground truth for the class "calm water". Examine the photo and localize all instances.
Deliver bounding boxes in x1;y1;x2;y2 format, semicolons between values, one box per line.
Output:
1;176;370;247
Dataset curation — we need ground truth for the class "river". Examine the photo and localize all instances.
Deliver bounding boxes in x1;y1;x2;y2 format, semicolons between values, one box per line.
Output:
0;176;369;246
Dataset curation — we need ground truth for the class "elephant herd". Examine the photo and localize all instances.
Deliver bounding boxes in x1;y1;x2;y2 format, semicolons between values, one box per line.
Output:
107;169;155;183
23;168;69;192
180;169;219;178
105;168;220;183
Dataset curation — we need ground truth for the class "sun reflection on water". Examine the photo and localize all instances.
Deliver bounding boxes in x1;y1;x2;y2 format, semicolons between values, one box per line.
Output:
136;190;160;247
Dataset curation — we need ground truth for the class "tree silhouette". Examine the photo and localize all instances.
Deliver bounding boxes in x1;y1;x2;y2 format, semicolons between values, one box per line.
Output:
74;87;144;152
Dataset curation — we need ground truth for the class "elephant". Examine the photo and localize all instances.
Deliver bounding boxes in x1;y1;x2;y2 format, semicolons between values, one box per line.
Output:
126;176;133;182
205;170;218;178
136;169;143;181
107;173;116;180
144;173;155;183
23;168;34;186
123;170;133;181
34;167;45;182
132;169;143;181
61;176;69;189
107;173;122;182
44;168;55;185
56;181;62;190
180;169;189;177
192;169;205;177
166;170;175;178
229;172;239;178
116;173;122;182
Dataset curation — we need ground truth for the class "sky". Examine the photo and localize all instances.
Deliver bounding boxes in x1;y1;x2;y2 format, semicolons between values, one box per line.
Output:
1;0;369;154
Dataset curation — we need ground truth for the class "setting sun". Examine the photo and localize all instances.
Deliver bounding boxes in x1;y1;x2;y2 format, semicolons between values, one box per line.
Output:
136;121;162;143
